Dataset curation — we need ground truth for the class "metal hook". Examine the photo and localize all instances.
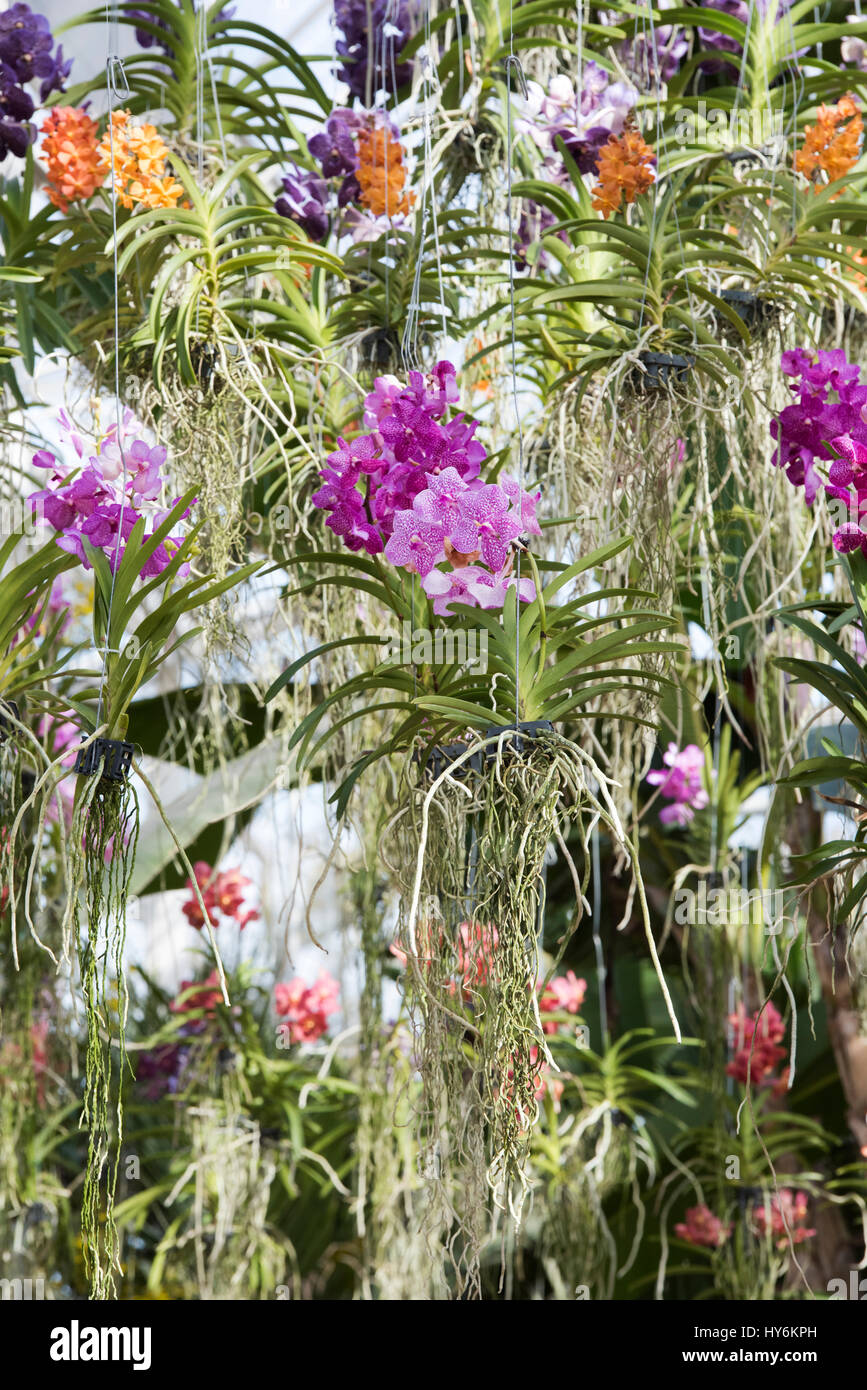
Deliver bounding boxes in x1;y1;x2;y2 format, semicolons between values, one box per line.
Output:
504;54;528;100
106;54;130;102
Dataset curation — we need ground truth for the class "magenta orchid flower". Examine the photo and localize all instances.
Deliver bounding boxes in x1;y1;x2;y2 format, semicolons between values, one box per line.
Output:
647;742;709;827
448;483;523;570
384;513;447;577
412;466;471;531
27;412;187;576
313;363;542;613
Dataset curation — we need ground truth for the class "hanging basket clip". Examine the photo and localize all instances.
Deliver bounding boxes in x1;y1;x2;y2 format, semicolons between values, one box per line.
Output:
636;351;694;387
420;740;483;781
74;737;134;783
483;721;554;760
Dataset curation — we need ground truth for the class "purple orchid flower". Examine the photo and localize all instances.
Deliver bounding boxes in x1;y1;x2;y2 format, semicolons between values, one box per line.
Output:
333;0;416;102
384;512;446;576
275;166;330;243
308;109;359;177
28;413;188;577
447;484;523;571
413;466;471;532
647;743;709;827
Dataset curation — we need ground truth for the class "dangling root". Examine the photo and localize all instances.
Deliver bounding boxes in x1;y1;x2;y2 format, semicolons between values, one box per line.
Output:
386;725;682;1293
72;772;139;1299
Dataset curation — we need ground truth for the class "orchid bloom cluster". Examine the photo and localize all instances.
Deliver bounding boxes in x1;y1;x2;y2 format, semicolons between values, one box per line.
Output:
274;971;340;1044
519;65;638;177
182;861;259;931
726;1002;789;1092
276;107;414;244
794;94;863;196
530;1045;564;1112
37;713;78;832
538;970;587;1035
0;3;70;161
533;971;587;1110
516;69;658;224
39;711;78;766
168;970;225;1046
39;106;104;212
140;962;234;1098
333;0;416;103
676;1189;815;1251
23;573;72;642
391;925;580;1114
675;1204;732;1248
646;743;709;826
507;1035;570;1122
313;361;540;617
516;200;565;271
139;967;226;1096
771;347;867;553
591;120;657;219
28;410;189;576
752;1190;816;1248
516;67;642;261
0;1017;50;1105
40;103;188;215
454;920;498;991
97;109;184;210
843;15;867;73
136;1040;189;1100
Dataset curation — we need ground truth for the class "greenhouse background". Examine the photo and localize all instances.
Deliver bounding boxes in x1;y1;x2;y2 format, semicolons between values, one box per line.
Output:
1;0;867;1325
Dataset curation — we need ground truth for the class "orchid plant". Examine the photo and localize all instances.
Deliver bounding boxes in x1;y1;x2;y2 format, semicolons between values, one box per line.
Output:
0;408;260;1297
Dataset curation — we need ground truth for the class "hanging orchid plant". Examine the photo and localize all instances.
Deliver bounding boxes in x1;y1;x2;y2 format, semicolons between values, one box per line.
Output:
0;409;260;1295
262;355;687;1251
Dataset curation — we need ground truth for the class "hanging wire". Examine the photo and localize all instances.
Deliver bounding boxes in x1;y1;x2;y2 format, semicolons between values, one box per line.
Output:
505;47;527;729
640;1;699;348
730;0;759;131
380;16;391;318
192;1;209;345
195;0;206;187
634;1;661;338
576;0;584;110
422;0;448;343
94;9;132;733
591;824;608;1046
204;21;229;168
814;4;826;64
400;2;447;370
778;0;806;240
748;0;787;264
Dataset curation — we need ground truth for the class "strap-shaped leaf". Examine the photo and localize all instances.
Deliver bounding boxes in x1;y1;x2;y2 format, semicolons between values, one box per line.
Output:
265;636;387;703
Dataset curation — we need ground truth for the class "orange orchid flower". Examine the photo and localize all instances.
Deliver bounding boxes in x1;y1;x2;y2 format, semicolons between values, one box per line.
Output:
591;118;656;219
97;110;185;210
794;94;862;197
39;107;104;212
356;126;415;219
